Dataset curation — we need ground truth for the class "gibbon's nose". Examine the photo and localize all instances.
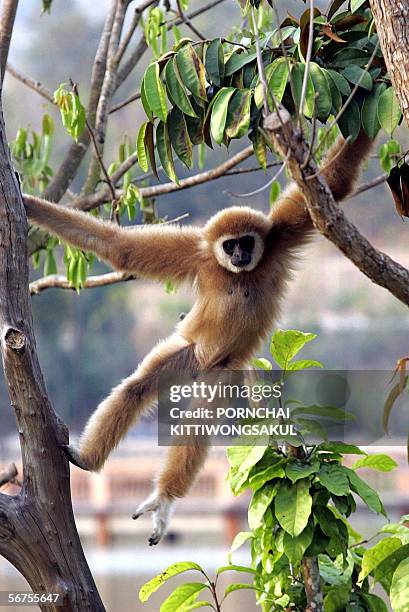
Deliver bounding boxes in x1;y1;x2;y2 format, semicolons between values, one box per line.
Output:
231;248;251;267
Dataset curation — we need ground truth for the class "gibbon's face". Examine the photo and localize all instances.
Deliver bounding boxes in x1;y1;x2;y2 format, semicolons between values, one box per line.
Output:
213;231;264;273
204;206;269;274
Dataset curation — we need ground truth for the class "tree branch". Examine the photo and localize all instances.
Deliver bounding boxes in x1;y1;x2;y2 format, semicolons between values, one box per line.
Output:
302;557;324;612
263;106;409;307
30;271;134;295
71;145;254;211
0;0;18;87
6;63;55;104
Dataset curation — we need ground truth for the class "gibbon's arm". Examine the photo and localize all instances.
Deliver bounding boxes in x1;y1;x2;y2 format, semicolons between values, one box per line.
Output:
24;196;202;283
268;131;373;249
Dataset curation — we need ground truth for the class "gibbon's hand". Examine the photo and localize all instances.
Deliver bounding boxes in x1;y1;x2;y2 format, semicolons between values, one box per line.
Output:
132;491;174;546
62;444;92;471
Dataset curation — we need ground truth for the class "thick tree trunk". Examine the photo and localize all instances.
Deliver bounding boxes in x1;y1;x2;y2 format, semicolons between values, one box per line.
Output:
369;0;409;128
0;95;104;609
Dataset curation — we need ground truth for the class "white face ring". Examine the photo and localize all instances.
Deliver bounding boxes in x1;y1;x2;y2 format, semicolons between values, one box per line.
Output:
213;231;264;273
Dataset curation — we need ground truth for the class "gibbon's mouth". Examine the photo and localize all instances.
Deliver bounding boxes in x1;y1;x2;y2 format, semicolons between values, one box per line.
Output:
231;259;251;268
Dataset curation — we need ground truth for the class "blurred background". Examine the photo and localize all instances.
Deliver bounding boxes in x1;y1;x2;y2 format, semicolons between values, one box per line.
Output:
1;0;409;609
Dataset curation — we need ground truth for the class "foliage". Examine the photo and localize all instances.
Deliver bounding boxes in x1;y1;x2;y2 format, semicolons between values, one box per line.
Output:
140;330;403;611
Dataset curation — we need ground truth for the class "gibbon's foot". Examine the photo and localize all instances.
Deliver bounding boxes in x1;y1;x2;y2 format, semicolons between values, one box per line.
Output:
132;492;174;546
62;444;92;471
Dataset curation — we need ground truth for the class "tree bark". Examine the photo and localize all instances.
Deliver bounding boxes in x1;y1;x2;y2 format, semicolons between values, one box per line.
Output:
369;0;409;128
0;93;104;609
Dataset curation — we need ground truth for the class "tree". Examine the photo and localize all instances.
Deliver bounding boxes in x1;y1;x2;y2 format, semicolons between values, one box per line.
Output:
0;0;409;609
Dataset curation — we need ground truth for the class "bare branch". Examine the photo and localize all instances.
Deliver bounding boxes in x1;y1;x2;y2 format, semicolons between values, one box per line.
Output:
299;0;315;127
264;106;409;307
109;89;141;114
0;0;18;87
225;152;289;198
72;145;254;211
351;173;387;198
30;271;134;295
176;0;206;41
0;463;17;488
115;0;158;64
6;64;55;104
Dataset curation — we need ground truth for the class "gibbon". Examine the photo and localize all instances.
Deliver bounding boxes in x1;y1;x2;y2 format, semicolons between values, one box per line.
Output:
24;131;372;545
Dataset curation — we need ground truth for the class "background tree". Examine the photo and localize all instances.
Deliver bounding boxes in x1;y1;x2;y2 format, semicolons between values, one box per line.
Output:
0;0;409;609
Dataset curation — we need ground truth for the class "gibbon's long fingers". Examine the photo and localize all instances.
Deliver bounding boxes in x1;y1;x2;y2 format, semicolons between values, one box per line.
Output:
132;492;174;545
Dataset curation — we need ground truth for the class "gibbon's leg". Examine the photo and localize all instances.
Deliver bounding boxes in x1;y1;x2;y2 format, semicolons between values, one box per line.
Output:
64;334;198;472
133;442;209;545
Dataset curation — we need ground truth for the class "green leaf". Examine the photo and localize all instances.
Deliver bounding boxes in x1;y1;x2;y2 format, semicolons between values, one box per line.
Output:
351;454;398;472
141;78;154;122
361;83;386;138
269;181;281;205
223;583;255;597
248;462;285;492
144;121;157;178
139;562;204;602
216;564;256;575
291;63;315;118
137;122;149;172
205;38;225;87
337;98;361;142
168;107;193;169
248;482;278;529
275;479;312;536
224;51;257;77
374;543;409;592
314;507;340;538
286;359;323;371
358;537;401;584
44;250;57;276
160;583;207;612
252;357;272;371
270;329;317;370
227;444;267;470
326;69;351;96
156;121;178;183
165;57;197;118
176;43;207;101
361;594;388;612
229;531;252;558
344;467;386;515
255;58;289;109
224;89;252;139
210;87;236;144
390;557;409;612
378;87;402;135
309;62;332;121
324;69;342;114
341;65;373;91
286;460;319;483
250;128;267;170
318;441;364;453
283;523;314;564
324;584;350;612
351;0;367;12
318;464;350;496
143;63;168;122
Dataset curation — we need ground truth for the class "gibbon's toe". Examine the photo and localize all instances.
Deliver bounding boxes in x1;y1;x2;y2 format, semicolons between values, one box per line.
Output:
63;444;91;471
132;491;174;546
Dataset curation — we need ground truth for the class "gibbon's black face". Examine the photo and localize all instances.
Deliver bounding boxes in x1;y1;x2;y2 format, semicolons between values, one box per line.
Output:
222;235;255;268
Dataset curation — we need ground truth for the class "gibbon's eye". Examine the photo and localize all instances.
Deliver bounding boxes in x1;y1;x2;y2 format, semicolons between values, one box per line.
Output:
238;235;255;252
223;239;236;254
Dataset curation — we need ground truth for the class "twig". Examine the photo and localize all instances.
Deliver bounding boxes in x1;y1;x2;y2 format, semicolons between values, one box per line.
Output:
250;7;269;117
6;64;55;105
351;173;387;197
299;0;315;127
109;90;141;114
115;0;158;64
0;0;19;87
175;0;206;41
72;145;254;211
225;152;289;198
30;272;135;295
0;463;18;488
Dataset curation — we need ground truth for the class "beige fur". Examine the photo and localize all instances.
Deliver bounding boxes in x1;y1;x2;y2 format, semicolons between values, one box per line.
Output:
24;132;373;541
